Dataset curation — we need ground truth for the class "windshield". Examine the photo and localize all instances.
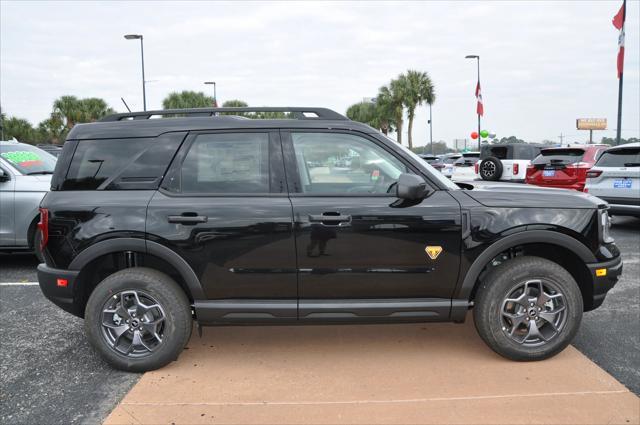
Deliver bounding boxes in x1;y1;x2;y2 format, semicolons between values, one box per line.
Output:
384;135;459;190
0;143;57;175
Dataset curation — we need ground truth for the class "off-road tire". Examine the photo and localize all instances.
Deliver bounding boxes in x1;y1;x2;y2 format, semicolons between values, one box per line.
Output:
479;157;503;181
85;267;192;372
473;256;583;361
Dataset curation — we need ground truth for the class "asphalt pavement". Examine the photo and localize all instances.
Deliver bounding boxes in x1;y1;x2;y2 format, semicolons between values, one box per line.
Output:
0;216;638;424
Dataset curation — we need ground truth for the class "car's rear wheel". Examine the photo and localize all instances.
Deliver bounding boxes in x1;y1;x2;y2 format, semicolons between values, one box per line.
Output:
85;268;192;372
473;256;583;361
479;157;503;181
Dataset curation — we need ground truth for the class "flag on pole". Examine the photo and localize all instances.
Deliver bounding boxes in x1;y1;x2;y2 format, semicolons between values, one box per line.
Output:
475;81;484;116
612;1;626;78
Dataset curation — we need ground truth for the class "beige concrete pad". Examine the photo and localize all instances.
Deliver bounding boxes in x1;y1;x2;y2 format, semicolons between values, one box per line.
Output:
105;320;639;424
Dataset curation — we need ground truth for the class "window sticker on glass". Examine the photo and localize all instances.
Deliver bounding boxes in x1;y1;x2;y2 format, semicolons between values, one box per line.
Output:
1;151;43;167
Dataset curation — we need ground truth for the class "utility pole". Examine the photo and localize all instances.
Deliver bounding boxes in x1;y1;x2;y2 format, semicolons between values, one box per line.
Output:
428;103;433;155
558;133;564;145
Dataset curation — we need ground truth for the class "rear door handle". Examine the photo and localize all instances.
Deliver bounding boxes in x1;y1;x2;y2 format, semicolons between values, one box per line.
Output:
168;214;208;224
308;213;351;225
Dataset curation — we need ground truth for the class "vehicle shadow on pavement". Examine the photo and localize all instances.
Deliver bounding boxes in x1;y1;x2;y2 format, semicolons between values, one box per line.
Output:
105;318;639;425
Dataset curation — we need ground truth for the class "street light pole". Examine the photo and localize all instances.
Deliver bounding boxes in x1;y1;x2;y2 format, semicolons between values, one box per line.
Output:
466;55;481;150
204;81;217;107
429;103;433;155
124;34;146;111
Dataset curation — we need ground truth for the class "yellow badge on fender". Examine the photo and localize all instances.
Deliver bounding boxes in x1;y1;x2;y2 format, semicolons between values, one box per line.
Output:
425;246;443;260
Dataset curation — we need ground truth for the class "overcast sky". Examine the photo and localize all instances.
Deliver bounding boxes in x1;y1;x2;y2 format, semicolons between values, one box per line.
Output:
1;1;639;147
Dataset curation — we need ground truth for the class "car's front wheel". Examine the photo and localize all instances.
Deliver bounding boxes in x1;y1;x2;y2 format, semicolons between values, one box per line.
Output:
473;256;583;361
85;268;192;372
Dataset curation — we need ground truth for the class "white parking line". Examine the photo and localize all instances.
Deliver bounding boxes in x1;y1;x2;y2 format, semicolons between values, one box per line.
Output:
0;281;39;286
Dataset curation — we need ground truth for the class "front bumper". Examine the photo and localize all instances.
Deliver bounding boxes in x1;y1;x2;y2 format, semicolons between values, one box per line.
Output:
586;255;623;311
37;263;82;317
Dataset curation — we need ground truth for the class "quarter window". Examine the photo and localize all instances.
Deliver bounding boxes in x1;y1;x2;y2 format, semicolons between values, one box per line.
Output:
179;133;270;194
291;132;407;194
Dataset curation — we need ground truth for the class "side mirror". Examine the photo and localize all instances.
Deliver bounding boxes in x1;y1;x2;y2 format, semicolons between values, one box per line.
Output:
0;168;9;182
396;173;430;200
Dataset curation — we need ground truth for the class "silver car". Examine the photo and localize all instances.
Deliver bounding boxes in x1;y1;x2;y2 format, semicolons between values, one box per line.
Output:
584;142;640;217
0;140;56;259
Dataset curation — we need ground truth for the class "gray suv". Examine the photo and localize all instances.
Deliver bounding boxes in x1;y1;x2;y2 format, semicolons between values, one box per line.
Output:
0;140;56;260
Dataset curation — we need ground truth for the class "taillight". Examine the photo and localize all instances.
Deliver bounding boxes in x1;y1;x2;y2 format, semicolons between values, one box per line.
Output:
586;170;602;178
474;163;479;174
37;208;49;250
513;163;519;175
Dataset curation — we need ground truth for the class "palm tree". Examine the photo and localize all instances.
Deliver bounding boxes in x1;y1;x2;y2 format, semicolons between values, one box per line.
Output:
53;95;82;130
79;98;114;122
378;76;406;144
3;116;36;143
346;102;376;127
403;70;435;149
162;91;214;109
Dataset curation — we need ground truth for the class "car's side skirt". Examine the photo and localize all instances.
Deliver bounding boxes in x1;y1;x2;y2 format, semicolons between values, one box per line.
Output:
194;298;462;325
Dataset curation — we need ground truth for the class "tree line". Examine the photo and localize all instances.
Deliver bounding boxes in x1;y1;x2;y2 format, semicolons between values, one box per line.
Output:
1;96;114;144
345;69;435;149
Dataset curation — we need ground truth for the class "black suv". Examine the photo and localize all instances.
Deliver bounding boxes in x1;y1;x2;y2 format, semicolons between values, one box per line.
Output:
37;107;622;371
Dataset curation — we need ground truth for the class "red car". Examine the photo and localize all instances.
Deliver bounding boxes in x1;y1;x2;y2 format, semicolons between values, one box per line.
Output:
525;145;608;191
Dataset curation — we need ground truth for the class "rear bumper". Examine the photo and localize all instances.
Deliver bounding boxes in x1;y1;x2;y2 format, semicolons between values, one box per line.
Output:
586;255;623;311
37;263;82;317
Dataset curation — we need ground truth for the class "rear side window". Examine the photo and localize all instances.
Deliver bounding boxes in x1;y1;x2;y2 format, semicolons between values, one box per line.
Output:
532;148;585;165
62;133;185;190
596;147;640;167
178;133;270;194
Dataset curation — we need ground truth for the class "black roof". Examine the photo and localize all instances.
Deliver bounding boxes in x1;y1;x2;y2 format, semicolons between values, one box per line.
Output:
68;107;376;139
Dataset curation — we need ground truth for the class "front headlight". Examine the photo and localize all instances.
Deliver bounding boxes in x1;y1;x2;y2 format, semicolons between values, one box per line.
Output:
600;209;614;244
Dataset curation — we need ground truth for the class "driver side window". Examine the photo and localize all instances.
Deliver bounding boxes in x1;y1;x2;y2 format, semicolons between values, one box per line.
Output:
291;132;407;194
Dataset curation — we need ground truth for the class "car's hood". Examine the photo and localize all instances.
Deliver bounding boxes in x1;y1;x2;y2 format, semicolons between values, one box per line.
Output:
461;181;604;209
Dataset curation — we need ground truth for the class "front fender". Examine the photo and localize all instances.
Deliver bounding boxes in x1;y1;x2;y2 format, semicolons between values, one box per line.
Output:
454;229;597;300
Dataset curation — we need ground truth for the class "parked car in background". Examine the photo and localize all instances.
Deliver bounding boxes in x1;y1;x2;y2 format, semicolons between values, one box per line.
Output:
37;144;64;157
418;154;445;172
452;152;480;182
0;140;56;260
476;144;542;182
584;142;640;216
441;153;462;178
526;145;608;191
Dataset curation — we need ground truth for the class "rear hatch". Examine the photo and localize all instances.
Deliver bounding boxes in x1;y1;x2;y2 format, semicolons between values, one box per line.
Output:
586;146;640;200
527;148;587;186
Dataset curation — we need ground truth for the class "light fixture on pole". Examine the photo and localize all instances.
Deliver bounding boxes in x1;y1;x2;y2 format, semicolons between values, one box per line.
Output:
465;54;481;150
204;81;217;107
124;34;146;111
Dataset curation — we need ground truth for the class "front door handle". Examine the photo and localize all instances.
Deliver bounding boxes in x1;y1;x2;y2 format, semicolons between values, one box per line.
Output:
168;213;208;225
308;213;351;225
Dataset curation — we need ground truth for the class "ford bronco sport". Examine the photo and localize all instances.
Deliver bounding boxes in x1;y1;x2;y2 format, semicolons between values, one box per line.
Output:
37;107;622;371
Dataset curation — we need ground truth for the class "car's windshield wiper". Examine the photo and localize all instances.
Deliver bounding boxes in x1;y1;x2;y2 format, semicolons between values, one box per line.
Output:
623;162;640;167
25;171;54;175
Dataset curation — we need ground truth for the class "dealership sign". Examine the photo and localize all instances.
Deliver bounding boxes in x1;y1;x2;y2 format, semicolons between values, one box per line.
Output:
576;118;607;130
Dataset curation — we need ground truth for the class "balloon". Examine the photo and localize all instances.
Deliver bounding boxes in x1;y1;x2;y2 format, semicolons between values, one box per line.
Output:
488;132;496;139
480;130;489;138
471;131;479;140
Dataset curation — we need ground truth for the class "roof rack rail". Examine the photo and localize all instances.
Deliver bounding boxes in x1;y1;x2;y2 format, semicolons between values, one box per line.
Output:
99;107;348;122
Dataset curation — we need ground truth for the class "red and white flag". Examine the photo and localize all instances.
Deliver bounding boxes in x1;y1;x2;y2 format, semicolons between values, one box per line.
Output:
475;81;484;116
612;1;626;78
